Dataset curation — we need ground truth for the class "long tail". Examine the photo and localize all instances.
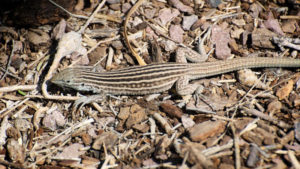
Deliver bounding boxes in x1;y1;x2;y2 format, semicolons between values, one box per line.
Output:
189;57;300;79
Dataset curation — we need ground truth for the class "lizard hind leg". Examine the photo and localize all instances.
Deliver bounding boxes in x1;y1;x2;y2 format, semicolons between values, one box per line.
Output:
176;76;199;96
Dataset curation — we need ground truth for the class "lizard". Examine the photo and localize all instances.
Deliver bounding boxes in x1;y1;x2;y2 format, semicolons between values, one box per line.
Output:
50;57;300;96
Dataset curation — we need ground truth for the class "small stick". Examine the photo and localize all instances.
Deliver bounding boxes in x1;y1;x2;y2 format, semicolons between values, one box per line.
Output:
288;150;300;169
78;0;106;34
0;67;21;80
69;35;120;67
149;117;156;140
124;0;147;66
0;40;14;80
48;0;89;19
153;112;172;135
0;98;30;119
280;15;300;20
231;123;241;169
0;84;36;93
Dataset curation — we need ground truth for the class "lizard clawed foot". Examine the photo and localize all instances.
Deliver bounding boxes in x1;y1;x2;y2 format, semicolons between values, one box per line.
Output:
72;94;106;118
74;94;106;109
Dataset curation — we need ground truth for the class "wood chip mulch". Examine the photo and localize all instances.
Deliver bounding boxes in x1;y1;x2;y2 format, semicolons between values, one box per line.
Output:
0;0;300;168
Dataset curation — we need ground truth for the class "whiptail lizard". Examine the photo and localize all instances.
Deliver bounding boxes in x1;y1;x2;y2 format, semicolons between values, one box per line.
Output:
50;57;300;96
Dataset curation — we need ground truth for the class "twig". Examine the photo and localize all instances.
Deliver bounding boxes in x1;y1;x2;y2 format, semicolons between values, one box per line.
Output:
231;123;241;169
78;0;106;34
280;15;300;20
0;84;36;93
0;98;30;118
209;12;245;22
242;107;291;129
0;67;21;80
207;151;233;159
149;117;156;140
29;137;72;168
153;112;172;135
0;40;14;81
33;107;49;130
124;0;146;66
288;150;300;169
145;20;187;48
95;13;122;23
203;118;258;157
273;36;300;51
69;35;120;67
48;0;89;19
0;159;24;168
47;118;94;144
26;94;79;101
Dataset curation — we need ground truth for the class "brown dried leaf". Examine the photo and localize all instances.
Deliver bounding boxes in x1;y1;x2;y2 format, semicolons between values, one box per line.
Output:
264;12;284;36
211;25;231;59
7;138;25;163
6;127;21;140
69;48;89;65
81;155;100;166
193;91;237;111
55;143;85;159
118;107;130;120
0;116;12;146
182;15;198;30
143;158;158;168
276;80;294;100
144;8;156;19
126;104;147;128
27;29;50;46
82;133;92;146
14;118;31;132
132;123;149;132
168;0;193;14
74;0;84;11
122;3;132;13
160;101;183;118
267;100;282;114
249;3;262;18
181;115;195;129
42;110;66;130
281;20;298;33
219;163;234;169
155;135;172;156
174;139;213;167
51;19;67;40
0;26;18;38
230;28;244;39
188;120;226;142
238;69;268;89
251;28;277;49
157;8;180;25
295;122;300;142
169;25;184;43
92;131;118;150
272;158;287;169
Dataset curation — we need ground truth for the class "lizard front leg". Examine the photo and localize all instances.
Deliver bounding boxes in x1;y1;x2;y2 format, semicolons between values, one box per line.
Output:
175;48;205;95
174;28;211;96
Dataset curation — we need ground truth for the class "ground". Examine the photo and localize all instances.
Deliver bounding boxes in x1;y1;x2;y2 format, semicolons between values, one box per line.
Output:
0;0;300;168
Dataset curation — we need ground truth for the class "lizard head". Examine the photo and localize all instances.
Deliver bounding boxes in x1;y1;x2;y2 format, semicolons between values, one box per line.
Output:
50;68;95;92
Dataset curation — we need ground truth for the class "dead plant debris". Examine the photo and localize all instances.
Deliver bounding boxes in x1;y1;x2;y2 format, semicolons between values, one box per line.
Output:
0;0;300;168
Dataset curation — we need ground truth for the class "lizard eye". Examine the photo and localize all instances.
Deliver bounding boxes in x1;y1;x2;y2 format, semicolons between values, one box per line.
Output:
66;80;70;83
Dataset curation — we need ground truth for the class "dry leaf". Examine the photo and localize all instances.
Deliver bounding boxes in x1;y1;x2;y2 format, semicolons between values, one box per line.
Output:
276;80;294;100
238;69;268;89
